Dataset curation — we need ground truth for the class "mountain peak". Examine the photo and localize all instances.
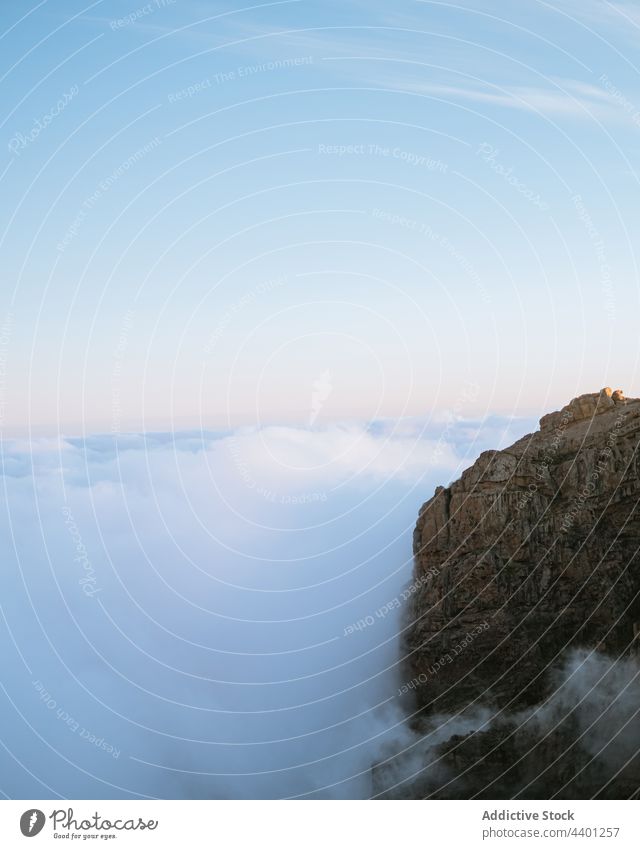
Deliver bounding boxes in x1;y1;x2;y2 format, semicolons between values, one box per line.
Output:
539;386;634;432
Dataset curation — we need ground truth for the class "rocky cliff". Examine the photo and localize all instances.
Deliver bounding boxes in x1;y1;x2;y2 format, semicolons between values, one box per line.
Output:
375;388;640;799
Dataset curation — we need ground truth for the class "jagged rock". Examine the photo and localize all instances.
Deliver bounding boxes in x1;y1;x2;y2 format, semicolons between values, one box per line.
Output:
379;389;640;799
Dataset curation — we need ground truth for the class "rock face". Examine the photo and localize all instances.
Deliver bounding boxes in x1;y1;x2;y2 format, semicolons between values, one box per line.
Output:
377;389;640;799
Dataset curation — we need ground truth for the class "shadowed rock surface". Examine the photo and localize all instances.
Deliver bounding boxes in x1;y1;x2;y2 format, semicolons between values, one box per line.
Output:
375;389;640;799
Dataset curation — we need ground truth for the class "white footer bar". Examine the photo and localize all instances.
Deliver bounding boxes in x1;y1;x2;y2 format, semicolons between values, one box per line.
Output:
0;800;638;848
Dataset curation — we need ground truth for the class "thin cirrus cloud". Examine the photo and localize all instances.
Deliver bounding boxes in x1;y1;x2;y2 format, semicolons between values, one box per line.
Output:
336;65;633;123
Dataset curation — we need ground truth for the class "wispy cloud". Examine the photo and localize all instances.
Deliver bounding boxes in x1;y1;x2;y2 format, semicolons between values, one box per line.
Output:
395;77;627;120
322;56;638;123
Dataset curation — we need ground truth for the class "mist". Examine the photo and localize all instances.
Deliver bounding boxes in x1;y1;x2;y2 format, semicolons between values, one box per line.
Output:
0;413;531;799
373;650;640;799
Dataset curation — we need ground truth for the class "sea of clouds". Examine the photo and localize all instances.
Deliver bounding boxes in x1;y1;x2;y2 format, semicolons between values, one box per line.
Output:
0;412;533;799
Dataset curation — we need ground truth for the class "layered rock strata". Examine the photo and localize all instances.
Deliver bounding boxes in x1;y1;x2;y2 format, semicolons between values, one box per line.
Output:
376;388;640;798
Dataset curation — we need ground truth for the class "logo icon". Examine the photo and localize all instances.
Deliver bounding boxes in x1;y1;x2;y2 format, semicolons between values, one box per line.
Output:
20;810;45;837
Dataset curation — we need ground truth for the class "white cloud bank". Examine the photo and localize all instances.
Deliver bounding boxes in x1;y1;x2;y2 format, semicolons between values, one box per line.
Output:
0;413;533;799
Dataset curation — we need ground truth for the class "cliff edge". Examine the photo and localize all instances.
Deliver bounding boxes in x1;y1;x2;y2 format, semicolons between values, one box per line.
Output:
376;388;640;798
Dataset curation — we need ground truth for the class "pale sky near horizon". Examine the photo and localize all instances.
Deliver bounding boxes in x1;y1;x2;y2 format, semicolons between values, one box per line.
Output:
2;0;640;434
3;0;640;801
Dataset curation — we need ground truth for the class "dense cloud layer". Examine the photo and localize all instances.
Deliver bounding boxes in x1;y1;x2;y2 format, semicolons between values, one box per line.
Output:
0;414;532;799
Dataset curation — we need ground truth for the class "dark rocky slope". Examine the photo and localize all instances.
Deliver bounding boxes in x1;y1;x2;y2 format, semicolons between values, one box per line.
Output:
375;388;640;798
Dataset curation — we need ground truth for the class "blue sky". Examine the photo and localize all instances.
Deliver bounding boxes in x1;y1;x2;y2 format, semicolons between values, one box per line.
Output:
1;0;640;433
2;0;640;801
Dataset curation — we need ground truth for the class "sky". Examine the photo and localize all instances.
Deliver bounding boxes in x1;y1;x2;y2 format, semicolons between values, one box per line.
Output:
2;0;640;802
1;0;640;434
